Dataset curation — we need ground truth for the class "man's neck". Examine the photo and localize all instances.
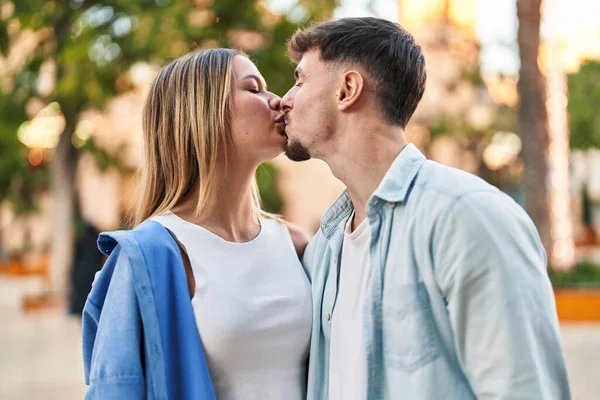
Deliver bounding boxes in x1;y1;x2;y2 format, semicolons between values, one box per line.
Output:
323;123;407;231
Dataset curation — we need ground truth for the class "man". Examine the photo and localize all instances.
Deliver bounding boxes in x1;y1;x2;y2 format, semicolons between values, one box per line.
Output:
281;17;570;399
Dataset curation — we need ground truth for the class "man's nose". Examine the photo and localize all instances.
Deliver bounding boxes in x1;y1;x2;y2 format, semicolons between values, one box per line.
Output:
281;89;294;112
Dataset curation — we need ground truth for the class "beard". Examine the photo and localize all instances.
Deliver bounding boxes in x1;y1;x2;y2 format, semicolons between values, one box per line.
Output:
284;137;311;161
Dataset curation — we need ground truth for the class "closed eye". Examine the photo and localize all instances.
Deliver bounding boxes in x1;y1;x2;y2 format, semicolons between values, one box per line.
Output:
295;82;303;88
242;75;267;93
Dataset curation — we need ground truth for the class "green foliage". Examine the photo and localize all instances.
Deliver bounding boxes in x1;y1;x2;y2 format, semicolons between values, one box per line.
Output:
0;0;334;117
4;161;49;215
79;136;127;173
461;66;484;87
548;260;600;288
567;60;600;150
256;162;283;214
429;117;454;138
0;87;48;214
490;105;519;133
429;115;494;139
0;134;49;214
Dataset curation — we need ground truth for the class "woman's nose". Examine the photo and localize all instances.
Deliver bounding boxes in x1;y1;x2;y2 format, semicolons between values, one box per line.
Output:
269;93;282;111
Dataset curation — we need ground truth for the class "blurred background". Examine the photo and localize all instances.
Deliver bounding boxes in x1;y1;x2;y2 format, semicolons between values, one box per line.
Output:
1;0;599;398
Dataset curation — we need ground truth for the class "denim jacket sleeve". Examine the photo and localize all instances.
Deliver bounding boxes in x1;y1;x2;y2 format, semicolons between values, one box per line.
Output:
82;247;146;399
433;191;570;399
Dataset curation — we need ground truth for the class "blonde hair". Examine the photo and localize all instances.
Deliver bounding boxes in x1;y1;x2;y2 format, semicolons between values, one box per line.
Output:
134;49;269;226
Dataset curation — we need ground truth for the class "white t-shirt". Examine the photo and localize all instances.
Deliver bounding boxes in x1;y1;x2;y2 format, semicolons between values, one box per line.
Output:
329;213;371;400
152;212;312;400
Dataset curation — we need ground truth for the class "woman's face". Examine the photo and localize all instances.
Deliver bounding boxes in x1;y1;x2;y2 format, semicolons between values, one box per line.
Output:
228;55;287;164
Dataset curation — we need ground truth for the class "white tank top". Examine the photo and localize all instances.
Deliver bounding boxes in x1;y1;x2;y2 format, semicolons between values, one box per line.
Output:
151;211;312;400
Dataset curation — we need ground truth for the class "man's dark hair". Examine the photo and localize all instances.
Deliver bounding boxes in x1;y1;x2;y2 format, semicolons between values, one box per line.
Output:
287;17;426;128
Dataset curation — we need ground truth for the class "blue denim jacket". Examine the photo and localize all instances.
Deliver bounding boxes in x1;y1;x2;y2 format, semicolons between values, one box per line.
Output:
82;221;215;399
302;144;570;399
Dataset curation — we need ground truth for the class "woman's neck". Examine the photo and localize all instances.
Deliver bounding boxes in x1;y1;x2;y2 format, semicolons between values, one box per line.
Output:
171;161;261;242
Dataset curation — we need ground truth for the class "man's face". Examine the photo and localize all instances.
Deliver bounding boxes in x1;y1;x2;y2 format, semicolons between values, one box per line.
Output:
281;50;337;161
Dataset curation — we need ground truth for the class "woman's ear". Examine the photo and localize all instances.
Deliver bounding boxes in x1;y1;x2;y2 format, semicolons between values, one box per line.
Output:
337;70;364;111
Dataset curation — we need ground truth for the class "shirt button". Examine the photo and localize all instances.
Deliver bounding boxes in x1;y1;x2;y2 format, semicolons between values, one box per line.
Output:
325;312;331;321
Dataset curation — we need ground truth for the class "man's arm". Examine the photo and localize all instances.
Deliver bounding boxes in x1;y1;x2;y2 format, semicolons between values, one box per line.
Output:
433;191;570;399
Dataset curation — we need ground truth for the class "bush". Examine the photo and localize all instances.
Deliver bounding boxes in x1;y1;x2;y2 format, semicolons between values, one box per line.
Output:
548;260;600;288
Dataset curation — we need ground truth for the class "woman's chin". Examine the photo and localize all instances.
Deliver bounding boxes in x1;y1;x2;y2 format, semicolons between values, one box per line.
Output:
252;129;288;160
258;149;284;163
273;137;288;154
257;139;286;161
271;128;288;147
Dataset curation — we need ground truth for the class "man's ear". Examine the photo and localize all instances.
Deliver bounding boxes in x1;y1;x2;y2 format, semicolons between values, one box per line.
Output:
336;70;364;111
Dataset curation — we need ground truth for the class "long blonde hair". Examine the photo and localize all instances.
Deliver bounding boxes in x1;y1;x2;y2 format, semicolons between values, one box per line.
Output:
134;49;267;226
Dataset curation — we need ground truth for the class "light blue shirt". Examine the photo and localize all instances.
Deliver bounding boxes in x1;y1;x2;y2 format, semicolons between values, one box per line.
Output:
302;144;570;399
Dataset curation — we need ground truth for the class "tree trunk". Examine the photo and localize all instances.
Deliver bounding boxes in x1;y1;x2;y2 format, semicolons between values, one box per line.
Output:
49;122;77;297
516;0;552;256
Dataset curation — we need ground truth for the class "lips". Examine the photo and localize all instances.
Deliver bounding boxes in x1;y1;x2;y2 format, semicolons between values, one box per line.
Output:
275;115;288;140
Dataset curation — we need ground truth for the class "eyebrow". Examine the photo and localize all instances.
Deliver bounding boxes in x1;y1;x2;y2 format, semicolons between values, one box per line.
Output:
242;74;267;90
294;67;303;81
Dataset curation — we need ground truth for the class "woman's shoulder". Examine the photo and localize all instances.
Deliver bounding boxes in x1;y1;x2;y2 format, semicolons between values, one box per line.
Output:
283;221;311;259
98;220;178;257
261;215;311;258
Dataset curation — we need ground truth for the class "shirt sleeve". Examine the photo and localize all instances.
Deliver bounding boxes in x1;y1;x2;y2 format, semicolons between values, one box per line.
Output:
82;249;146;399
433;190;571;399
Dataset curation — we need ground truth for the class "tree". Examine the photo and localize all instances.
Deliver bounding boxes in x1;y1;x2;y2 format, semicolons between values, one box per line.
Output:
568;60;600;150
0;0;337;296
568;59;600;245
516;0;552;254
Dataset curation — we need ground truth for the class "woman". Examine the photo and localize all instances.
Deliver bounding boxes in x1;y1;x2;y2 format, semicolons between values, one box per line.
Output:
82;49;312;400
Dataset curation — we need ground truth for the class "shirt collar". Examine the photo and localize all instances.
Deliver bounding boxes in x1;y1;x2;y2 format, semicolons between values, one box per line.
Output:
320;143;426;239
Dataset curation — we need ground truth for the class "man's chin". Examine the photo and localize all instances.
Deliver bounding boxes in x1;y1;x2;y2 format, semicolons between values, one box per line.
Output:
284;138;311;162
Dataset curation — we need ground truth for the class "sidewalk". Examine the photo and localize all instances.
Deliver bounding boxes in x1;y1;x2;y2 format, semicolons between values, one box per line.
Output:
0;276;598;399
0;277;86;399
